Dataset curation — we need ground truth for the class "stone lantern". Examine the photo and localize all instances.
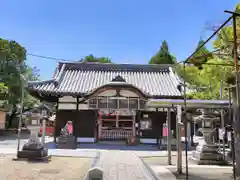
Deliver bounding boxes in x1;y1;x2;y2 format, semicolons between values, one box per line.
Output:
192;109;227;165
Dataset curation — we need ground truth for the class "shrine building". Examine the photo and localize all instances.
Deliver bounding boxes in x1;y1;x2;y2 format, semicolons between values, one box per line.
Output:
27;62;183;144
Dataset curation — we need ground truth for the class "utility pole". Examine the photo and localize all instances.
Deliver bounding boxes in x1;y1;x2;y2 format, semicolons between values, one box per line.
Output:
225;10;240;178
232;12;240;179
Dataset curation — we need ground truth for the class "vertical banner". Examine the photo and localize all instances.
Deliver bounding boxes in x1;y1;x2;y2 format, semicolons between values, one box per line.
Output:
162;127;168;137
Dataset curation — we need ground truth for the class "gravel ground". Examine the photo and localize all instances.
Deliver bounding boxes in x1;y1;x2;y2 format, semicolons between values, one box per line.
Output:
0;154;92;180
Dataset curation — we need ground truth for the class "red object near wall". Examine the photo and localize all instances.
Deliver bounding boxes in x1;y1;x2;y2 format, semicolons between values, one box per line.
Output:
67;124;73;134
162;127;168;137
39;126;54;136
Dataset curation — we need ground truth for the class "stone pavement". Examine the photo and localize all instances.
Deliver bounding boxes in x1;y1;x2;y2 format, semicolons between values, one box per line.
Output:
95;151;158;180
143;155;234;180
168;166;233;180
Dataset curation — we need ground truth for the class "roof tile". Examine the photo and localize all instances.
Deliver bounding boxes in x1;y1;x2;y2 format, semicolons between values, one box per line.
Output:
28;62;182;97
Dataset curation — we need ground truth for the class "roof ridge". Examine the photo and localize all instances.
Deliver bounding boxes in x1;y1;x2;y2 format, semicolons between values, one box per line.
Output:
59;62;173;73
59;61;175;67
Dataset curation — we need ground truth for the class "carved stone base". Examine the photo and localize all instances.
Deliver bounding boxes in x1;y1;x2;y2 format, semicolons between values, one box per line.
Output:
16;133;49;160
56;135;76;149
17;149;48;159
192;144;227;165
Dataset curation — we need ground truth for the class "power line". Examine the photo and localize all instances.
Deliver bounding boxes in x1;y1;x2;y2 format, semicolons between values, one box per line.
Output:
184;16;233;64
27;53;77;62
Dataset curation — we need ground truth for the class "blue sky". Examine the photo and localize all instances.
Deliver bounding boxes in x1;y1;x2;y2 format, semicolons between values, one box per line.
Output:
0;0;238;80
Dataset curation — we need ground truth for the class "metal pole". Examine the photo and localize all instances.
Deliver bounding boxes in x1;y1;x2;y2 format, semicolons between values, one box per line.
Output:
17;75;24;152
220;80;226;160
167;108;172;165
183;62;189;179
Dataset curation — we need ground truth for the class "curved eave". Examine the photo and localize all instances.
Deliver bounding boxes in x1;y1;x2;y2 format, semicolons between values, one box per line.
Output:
83;82;150;100
27;88;58;102
27;86;183;102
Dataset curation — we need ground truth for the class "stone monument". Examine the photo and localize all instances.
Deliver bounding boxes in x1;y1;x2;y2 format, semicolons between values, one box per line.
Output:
191;109;227;165
56;121;76;149
84;167;103;180
17;132;48;160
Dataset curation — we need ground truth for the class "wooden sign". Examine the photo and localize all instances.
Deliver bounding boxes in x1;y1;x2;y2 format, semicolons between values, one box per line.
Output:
180;126;185;137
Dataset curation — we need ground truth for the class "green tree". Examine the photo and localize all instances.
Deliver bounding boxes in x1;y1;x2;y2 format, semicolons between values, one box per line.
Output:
213;4;240;59
0;38;40;128
176;58;231;100
188;40;213;69
175;38;230;100
79;54;112;63
149;40;176;64
0;82;8;103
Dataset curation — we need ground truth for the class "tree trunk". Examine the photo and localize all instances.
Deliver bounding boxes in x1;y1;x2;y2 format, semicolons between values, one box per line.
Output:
6;105;17;129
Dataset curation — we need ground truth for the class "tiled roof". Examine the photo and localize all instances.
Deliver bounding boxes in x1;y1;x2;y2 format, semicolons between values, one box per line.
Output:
28;62;182;98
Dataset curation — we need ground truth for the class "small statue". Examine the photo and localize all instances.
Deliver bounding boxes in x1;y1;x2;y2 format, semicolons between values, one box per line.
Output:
61;121;73;135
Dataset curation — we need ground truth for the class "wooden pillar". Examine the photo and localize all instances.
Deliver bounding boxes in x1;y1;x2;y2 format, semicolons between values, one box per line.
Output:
76;97;79;144
133;114;136;136
54;98;59;143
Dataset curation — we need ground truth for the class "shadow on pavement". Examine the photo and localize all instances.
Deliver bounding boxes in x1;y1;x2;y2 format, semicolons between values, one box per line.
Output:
44;141;197;151
44;141;160;151
78;143;160;151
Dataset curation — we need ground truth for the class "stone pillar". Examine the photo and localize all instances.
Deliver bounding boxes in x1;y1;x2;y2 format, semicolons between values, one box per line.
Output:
176;105;182;173
192;109;227;165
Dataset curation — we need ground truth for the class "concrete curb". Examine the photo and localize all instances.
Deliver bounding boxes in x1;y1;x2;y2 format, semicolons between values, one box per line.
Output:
84;152;102;180
91;151;101;168
149;165;177;180
140;158;160;180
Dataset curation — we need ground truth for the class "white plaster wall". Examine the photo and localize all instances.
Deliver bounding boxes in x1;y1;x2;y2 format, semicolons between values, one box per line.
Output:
98;90;116;96
78;104;89;110
58;96;77;103
120;90;139;97
58;103;76;110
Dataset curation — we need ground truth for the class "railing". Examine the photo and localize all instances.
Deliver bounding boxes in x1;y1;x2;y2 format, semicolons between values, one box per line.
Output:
101;129;133;140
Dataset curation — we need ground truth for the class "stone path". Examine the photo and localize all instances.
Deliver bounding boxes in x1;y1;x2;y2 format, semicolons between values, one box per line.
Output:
95;151;157;180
